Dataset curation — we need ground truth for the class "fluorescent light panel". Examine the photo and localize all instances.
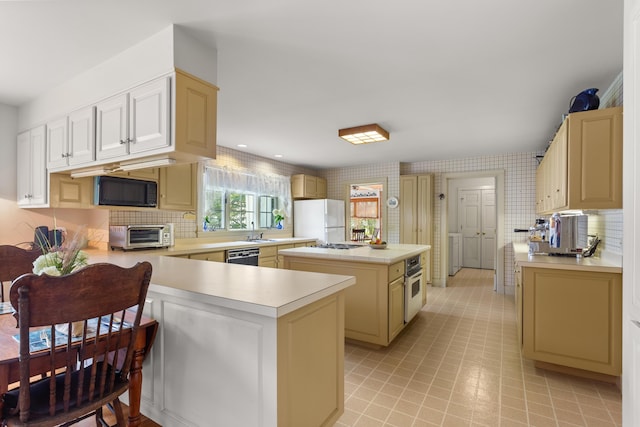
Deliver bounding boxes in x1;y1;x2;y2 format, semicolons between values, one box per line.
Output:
339;124;389;145
118;158;176;171
70;167;115;178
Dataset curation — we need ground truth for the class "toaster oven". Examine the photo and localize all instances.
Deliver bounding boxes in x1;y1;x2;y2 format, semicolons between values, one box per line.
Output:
109;224;174;251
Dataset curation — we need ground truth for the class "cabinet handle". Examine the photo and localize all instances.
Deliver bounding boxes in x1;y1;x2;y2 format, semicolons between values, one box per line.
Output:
128;137;134;143
120;139;127;144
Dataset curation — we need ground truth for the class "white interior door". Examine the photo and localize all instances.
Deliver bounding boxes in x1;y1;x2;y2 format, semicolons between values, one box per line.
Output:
458;189;481;268
458;188;496;270
481;189;496;269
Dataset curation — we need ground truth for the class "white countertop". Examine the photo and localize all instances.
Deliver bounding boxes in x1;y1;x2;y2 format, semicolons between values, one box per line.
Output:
512;242;622;273
86;248;355;318
278;243;431;264
119;237;317;257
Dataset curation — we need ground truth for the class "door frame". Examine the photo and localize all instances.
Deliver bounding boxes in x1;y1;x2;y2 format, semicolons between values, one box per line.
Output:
439;170;505;293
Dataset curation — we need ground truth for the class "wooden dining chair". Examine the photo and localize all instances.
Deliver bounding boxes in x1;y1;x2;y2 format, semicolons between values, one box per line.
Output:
0;245;41;302
1;261;152;427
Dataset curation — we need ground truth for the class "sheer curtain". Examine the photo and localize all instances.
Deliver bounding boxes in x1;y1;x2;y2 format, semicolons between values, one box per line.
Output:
203;166;292;217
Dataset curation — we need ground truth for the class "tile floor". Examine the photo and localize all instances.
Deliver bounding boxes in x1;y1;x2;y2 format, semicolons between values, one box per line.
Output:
336;268;622;427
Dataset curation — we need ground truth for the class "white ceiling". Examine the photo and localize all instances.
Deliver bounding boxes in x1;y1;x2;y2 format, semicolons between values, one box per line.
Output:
0;0;623;169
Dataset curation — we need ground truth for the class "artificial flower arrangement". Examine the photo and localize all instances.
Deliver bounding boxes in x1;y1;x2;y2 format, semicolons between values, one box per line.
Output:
272;209;285;228
32;226;89;276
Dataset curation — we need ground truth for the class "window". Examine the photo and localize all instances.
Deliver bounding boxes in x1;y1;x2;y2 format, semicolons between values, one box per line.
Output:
259;195;280;228
202;165;291;232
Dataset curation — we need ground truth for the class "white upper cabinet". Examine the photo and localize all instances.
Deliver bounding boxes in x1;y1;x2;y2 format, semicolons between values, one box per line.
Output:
46;117;68;169
47;107;96;170
17;125;47;207
67;106;96;166
96;77;170;161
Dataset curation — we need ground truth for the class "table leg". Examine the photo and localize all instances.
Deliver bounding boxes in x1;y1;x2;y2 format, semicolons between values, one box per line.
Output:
127;331;148;427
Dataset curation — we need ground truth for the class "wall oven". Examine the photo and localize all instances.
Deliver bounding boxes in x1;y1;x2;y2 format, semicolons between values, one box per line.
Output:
404;254;423;322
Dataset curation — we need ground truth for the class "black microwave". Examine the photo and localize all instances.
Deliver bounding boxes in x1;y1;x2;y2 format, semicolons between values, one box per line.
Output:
94;176;158;208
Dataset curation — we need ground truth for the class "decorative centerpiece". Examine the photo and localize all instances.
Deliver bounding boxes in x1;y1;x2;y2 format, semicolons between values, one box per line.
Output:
273;209;285;229
32;227;89;337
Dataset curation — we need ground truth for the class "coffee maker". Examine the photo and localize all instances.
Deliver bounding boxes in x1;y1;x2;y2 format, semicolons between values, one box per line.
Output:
529;213;588;256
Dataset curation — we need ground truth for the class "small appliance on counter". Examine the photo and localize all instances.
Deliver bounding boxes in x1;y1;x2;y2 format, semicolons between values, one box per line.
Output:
528;213;588;256
109;224;174;251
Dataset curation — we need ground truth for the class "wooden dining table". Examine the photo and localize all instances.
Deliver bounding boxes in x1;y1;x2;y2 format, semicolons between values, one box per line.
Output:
0;310;158;427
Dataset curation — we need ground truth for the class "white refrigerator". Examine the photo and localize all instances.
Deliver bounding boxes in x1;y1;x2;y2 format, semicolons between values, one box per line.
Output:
293;199;346;244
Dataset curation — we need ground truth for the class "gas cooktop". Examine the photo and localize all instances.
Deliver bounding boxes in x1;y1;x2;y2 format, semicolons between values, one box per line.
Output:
317;243;362;250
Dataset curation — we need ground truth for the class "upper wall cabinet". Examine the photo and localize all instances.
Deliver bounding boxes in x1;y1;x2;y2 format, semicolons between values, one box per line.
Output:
96;77;170;161
536;107;623;214
41;68;218;176
47;106;96;171
174;69;218;159
291;174;327;199
17;126;48;207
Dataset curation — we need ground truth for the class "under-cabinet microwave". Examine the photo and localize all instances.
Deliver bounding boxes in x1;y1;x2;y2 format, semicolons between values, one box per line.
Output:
94;176;157;208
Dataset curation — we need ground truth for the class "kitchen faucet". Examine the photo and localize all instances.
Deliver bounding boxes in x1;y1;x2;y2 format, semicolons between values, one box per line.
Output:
247;221;263;241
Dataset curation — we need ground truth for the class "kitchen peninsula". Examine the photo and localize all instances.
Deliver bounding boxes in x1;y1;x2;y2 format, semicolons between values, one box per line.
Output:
86;249;354;427
279;244;430;347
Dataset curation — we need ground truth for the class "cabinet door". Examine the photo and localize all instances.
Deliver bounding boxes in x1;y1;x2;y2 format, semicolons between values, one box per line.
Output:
388;276;405;341
68;106;96;166
49;174;93;208
159;163;197;210
189;251;225;262
29;126;48;206
175;70;217;158
16;130;31;206
522;267;622;375
550;121;568;209
316;177;327;198
129;77;170;154
399;176;417;243
567;107;623;209
96;93;129;160
515;264;523;349
46;117;68;169
304;175;318;198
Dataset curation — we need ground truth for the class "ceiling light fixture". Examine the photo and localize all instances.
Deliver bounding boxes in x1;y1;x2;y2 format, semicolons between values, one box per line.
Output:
338;123;389;145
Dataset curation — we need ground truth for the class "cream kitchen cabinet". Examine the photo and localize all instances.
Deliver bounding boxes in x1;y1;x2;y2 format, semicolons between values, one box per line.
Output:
189;251;225;263
514;260;523;349
49;174;93;209
400;174;434;283
259;245;278;268
47;107;96;171
282;255;408;347
536;107;622;214
522;267;622;376
96;77;170;161
388;261;406;342
291;174;327;199
158;163;197;211
17;125;47;207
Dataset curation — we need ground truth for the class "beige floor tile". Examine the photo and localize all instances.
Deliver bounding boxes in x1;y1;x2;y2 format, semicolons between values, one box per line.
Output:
339;268;622;427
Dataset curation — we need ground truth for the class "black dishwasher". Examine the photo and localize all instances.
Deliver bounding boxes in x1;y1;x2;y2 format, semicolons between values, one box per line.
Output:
226;248;260;266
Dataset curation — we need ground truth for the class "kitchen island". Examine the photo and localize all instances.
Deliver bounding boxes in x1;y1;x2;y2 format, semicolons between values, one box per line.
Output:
279;244;430;347
86;250;354;427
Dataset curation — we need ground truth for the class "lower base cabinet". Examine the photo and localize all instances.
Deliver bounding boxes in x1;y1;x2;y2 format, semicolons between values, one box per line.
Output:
283;256;414;347
522;267;622;376
137;288;345;427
